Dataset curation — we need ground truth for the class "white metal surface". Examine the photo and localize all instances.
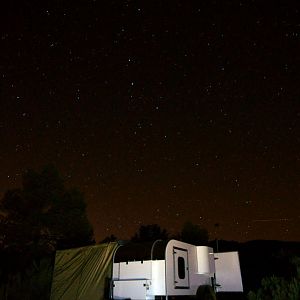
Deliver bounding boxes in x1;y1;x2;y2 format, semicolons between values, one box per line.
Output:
151;260;166;295
119;261;152;280
165;240;210;296
112;260;165;298
196;246;215;275
214;252;243;292
113;280;152;300
173;247;189;288
112;263;119;280
112;240;243;299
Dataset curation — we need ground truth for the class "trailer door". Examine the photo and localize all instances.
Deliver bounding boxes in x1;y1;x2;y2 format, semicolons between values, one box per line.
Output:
214;252;243;292
173;247;189;289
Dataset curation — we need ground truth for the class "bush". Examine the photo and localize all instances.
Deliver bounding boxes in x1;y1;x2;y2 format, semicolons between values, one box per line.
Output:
248;275;300;300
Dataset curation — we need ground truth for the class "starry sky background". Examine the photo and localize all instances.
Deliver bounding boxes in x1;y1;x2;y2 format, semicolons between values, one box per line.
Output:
1;0;299;242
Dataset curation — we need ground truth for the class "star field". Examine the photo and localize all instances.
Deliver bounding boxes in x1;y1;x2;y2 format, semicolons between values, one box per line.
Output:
0;0;299;242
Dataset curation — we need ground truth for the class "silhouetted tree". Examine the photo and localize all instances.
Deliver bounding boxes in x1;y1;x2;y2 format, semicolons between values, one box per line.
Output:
248;275;300;300
101;234;117;243
131;224;169;242
180;221;209;245
0;166;95;299
0;165;94;253
247;256;300;300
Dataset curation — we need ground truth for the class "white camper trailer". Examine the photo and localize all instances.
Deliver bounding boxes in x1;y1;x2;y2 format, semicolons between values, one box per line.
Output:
111;239;243;299
50;240;243;300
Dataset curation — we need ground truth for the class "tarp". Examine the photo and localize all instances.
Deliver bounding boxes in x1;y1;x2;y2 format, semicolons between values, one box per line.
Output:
50;242;118;300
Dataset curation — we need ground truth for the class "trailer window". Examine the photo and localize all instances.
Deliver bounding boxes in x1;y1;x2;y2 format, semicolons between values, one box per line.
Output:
178;256;185;279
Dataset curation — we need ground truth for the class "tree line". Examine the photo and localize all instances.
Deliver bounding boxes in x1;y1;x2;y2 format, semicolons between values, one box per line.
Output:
0;165;209;254
0;166;209;299
1;166;298;300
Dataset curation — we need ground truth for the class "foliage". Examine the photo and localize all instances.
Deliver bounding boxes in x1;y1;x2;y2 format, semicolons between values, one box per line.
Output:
101;234;117;243
0;165;95;299
180;221;209;245
291;256;300;278
0;240;55;300
130;222;209;245
247;257;300;300
0;165;94;252
131;224;169;242
0;256;54;300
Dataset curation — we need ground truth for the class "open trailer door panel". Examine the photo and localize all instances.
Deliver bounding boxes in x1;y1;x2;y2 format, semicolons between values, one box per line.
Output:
214;251;243;292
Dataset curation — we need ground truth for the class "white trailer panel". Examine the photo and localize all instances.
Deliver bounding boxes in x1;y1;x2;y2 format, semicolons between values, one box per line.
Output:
151;260;166;295
119;261;152;280
196;246;215;275
215;252;243;292
112;263;119;280
113;280;151;300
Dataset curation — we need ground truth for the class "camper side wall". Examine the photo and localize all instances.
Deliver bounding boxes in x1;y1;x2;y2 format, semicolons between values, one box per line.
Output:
119;261;152;280
151;260;166;296
112;260;166;299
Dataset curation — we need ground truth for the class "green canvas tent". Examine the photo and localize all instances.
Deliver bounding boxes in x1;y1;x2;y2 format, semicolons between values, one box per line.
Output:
50;242;118;300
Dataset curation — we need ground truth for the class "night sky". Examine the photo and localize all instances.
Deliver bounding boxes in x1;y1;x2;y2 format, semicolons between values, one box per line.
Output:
1;0;299;242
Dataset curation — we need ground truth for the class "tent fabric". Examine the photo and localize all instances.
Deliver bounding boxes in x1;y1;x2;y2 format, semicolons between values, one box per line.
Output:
50;242;118;300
